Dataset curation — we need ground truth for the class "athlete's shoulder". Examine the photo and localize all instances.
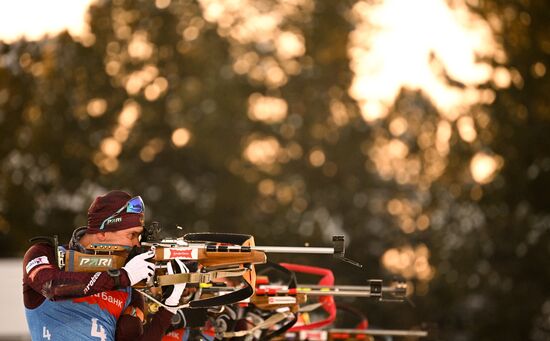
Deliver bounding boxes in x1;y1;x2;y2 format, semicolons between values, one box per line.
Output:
24;242;56;263
23;243;57;277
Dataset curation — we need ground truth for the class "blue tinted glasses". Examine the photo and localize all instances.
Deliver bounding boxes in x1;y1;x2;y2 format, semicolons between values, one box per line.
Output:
99;196;144;230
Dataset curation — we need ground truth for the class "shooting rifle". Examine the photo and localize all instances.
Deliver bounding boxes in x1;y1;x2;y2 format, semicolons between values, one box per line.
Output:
282;328;429;340
252;279;407;307
139;232;359;310
206;263;409;340
50;223;361;309
204;281;408;339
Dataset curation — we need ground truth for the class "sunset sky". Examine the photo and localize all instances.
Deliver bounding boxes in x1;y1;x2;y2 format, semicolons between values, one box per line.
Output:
0;0;94;42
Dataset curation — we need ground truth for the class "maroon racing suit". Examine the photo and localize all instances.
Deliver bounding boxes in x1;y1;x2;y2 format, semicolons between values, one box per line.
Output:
23;235;174;341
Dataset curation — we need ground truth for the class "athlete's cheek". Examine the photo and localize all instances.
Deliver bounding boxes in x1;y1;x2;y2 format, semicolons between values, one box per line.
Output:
131;236;140;247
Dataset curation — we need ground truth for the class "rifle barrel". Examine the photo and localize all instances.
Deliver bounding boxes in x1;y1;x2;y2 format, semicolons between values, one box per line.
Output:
205;286;401;298
329;328;428;337
307;284;403;293
251;246;334;254
256;287;392;298
147;238;342;256
294;288;375;297
148;243;335;255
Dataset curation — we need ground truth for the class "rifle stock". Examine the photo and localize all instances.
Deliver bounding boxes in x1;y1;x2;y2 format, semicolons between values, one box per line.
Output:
251;293;307;312
152;246;266;267
63;249;127;272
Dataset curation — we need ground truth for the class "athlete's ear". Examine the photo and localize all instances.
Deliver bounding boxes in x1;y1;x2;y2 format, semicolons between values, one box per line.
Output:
96;232;107;242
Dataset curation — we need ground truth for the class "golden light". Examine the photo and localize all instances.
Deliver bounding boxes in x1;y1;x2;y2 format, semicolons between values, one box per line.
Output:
381;249;400;269
400;217;415;233
348;0;507;122
243;136;281;166
435;120;452;155
309;149;326;167
532;62;546;78
387;199;403;215
0;0;94;43
258;179;276;196
329;100;349;127
100;157;119;173
144;84;161;101
155;0;171;10
113;126;129;143
234;14;279;44
24;106;41;123
276;31;306;60
140;138;165;162
124;66;159;96
233;52;259;75
145;77;169;101
265;65;287;88
198;0;314;88
105;60;121;76
492;66;512;88
128;31;154;60
389;117;408;136
359;101;389;122
457;115;477;143
200;1;225;22
388;139;409;158
287;142;303;159
470;152;503;184
509;69;524;89
125;73;145;95
416;214;430;231
368;136;423;184
91;100;141;173
247;93;288;123
118;101;141;128
100;137;122;158
382;244;434;281
171;128;191;148
86;98;107;117
387;197;429;233
276;185;294;204
183;26;200;41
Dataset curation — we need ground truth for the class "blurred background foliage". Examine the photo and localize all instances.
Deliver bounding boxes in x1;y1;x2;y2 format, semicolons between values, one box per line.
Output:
1;0;549;339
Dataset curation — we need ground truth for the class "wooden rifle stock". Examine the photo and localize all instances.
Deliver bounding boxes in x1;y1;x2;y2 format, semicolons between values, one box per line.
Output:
63;244;129;272
251;293;307;312
152;246;266;267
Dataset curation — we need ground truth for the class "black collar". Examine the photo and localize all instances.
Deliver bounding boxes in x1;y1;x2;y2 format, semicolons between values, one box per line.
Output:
68;226;89;253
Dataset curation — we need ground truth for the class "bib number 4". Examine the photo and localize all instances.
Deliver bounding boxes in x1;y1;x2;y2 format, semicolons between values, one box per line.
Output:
91;318;107;341
42;326;51;340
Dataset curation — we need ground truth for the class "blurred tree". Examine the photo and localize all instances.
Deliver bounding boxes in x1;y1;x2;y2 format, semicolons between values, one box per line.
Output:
0;0;549;340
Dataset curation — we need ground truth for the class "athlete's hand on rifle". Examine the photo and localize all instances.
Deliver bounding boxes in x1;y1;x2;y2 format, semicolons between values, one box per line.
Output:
163;258;189;314
122;250;155;286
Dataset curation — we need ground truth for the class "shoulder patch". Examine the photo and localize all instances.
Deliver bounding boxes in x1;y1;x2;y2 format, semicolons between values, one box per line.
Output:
26;256;49;274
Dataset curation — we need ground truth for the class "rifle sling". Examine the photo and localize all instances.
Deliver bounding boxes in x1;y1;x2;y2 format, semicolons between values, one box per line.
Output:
263;314;298;339
138;270;255;309
236;300;321;337
157;268;248;286
190;279;254;308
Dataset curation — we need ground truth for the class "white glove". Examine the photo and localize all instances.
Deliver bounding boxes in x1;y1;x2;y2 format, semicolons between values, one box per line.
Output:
121;250;155;286
164;259;188;314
